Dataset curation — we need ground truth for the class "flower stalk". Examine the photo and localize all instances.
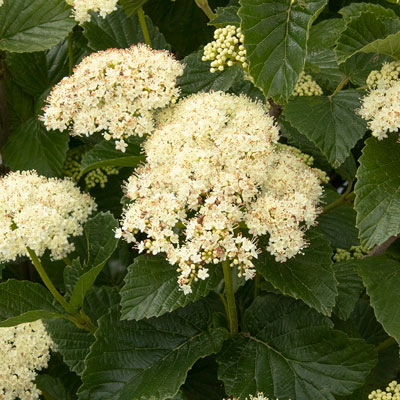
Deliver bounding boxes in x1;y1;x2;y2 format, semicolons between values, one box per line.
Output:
137;6;152;47
222;260;238;335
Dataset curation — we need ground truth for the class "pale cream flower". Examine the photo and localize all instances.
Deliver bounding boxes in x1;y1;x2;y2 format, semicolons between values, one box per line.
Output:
369;380;400;399
42;45;184;152
0;170;96;262
65;0;118;23
0;320;56;400
119;92;323;293
292;71;323;97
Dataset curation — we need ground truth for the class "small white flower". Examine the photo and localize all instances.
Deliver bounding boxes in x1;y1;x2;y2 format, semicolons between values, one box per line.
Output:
65;0;118;23
198;268;209;280
181;284;192;295
115;140;128;152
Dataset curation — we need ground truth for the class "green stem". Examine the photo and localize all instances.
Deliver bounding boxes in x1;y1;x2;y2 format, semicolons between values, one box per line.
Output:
194;0;215;21
376;337;396;352
137;7;152;47
27;247;74;314
329;77;349;98
63;256;72;266
254;274;260;299
324;182;355;213
222;260;238;335
67;32;74;76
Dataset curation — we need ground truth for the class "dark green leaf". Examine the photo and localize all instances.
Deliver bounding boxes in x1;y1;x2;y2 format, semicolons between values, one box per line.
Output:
339;2;396;21
119;0;148;16
335;12;400;64
305;19;346;91
120;255;223;320
79;301;228;399
35;375;75;400
0;0;75;53
83;6;170;51
2;118;69;177
218;294;377;399
333;260;364;320
318;204;360;249
239;0;327;104
83;286;121;322
254;228;337;315
209;6;240;27
355;136;400;248
178;50;242;97
356;256;400;344
81;137;144;174
0;279;65;327
282;90;366;167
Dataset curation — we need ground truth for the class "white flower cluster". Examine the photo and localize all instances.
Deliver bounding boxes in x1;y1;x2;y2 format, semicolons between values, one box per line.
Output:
366;61;400;89
202;25;247;73
359;62;400;140
65;0;118;23
0;0;3;7
118;92;323;294
0;320;56;400
292;71;323;97
223;393;287;400
0;170;96;262
42;45;184;152
369;380;400;399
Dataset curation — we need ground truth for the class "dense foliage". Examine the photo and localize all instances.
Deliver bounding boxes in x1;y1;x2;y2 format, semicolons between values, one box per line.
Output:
1;0;400;399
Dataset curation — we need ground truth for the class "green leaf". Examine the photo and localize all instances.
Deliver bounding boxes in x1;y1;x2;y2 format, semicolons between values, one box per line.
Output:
2;118;69;177
79;301;228;399
282;90;366;168
318;204;360;249
217;294;377;399
120;255;223;321
356;256;400;344
80;137;144;174
254;228;337;315
238;0;327;104
305;18;346;91
0;279;65;327
335;12;400;64
355;136;400;248
83;6;170;51
68;213;119;311
177;50;242;97
209;6;240;28
338;2;396;21
35;375;75;400
119;0;148;16
45;318;95;375
333;260;364;320
0;0;75;53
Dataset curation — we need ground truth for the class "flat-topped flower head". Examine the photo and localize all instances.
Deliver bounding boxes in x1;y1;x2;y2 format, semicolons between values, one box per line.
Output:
359;62;400;140
42;44;184;152
118;92;323;294
292;71;323;97
0;320;56;400
66;0;118;23
369;380;400;399
0;170;96;262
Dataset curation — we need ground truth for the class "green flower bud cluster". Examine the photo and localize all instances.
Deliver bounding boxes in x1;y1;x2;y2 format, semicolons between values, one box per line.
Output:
369;380;400;399
276;143;329;183
85;166;119;189
366;60;400;89
202;25;248;73
333;245;368;262
62;145;119;190
292;72;323;97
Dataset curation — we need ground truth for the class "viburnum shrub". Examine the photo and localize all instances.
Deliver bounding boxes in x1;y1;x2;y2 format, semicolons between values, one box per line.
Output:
1;0;400;399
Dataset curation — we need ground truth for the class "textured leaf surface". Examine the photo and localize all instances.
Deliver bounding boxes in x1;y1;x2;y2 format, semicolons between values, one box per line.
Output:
355;136;400;248
81;137;144;174
0;280;65;327
2;118;69;177
254;229;337;315
79;301;228;399
217;294;377;399
356;256;400;344
238;0;327;103
335;12;400;63
120;255;223;320
283;90;366;167
119;0;148;16
83;6;170;51
178;50;242;97
0;0;75;53
210;6;240;27
338;2;396;21
333;260;364;320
